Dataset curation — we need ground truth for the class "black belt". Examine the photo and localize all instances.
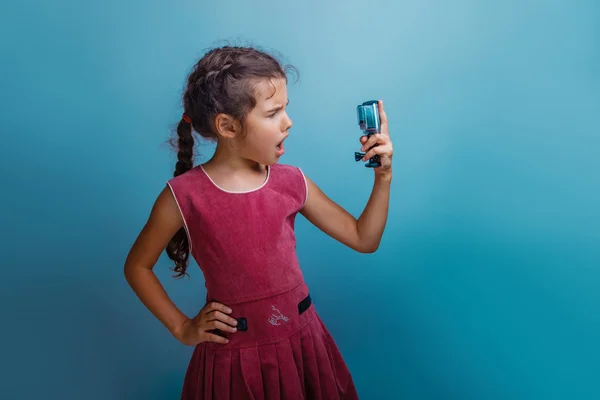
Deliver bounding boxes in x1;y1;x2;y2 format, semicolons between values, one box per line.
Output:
297;293;312;315
231;293;312;333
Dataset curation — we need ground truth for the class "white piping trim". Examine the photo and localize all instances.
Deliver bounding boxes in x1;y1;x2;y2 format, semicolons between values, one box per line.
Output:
199;164;270;194
298;167;309;209
166;182;193;255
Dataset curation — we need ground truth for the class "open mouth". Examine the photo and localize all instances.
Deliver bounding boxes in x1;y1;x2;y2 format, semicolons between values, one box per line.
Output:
276;139;285;156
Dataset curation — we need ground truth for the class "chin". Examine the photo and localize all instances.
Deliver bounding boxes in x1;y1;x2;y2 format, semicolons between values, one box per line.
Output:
263;153;284;166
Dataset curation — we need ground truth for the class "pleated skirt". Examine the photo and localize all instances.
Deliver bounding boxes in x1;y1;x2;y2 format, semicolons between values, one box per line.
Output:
180;282;359;400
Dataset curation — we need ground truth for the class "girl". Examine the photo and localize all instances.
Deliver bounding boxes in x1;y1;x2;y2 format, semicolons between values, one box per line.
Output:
124;45;393;400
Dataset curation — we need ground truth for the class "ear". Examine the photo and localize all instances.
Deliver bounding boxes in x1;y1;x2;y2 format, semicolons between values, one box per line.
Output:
214;113;240;139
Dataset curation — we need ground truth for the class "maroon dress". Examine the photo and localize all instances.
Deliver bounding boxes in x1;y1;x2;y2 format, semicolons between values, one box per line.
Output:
167;163;359;400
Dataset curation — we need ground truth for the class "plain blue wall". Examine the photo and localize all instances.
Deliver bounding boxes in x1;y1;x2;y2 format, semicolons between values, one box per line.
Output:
1;0;599;399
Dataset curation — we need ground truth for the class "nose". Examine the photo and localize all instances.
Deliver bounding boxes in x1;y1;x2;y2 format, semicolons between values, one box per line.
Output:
283;112;293;132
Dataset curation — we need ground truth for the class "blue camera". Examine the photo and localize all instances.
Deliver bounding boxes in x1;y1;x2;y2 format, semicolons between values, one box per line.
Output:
355;100;381;168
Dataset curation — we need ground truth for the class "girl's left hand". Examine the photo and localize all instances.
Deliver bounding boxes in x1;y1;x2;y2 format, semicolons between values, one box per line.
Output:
359;100;394;175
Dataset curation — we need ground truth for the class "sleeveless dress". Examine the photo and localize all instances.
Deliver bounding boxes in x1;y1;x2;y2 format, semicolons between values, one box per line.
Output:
167;163;359;400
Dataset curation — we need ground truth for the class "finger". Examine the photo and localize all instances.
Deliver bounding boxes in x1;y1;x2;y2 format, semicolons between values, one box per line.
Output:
360;133;386;152
201;332;230;344
362;145;392;162
202;302;232;316
206;310;239;328
378;100;388;127
360;135;368;145
205;319;238;333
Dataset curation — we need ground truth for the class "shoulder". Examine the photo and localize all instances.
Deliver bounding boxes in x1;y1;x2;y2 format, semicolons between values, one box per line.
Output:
165;165;207;212
167;165;204;191
269;162;302;174
268;163;308;209
269;163;307;185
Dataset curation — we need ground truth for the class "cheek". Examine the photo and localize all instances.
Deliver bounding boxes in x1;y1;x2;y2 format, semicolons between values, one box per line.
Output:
254;118;280;137
238;118;279;151
238;130;269;153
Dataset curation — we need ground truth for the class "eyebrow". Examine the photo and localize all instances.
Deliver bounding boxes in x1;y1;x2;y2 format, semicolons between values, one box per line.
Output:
266;99;289;113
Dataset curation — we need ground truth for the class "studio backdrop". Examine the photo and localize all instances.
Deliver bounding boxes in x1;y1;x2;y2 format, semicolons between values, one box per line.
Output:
1;0;599;399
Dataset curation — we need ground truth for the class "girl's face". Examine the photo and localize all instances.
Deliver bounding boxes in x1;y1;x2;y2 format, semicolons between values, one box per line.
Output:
236;77;293;165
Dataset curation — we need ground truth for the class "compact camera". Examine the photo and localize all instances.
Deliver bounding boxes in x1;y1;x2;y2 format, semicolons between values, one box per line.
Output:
355;100;382;168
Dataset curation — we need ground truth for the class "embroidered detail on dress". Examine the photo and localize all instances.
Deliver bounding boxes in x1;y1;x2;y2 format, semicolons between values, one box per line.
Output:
268;306;289;326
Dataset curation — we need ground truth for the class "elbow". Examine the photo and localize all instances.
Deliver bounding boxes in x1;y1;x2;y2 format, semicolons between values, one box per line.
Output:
124;264;133;284
123;261;140;285
361;246;379;254
356;242;380;254
351;232;381;253
124;260;155;285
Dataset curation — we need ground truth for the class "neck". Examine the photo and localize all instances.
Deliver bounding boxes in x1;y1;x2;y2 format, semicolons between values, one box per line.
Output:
204;140;264;173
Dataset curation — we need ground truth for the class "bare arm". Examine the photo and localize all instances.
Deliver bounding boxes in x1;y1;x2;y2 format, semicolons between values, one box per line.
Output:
123;186;189;338
300;100;394;253
300;173;391;253
124;186;238;346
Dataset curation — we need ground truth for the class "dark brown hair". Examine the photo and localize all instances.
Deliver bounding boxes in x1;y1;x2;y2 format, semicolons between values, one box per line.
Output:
167;45;298;278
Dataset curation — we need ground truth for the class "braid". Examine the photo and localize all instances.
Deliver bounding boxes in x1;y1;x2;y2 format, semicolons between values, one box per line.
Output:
204;62;234;82
175;118;194;177
166;117;194;278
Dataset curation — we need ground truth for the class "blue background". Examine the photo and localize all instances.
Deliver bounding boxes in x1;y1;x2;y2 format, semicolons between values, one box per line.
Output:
1;0;599;399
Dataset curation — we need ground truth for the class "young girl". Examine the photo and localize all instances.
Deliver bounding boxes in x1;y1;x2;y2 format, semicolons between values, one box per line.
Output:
124;45;393;400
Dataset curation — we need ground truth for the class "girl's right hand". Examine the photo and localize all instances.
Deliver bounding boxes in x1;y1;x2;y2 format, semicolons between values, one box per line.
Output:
175;301;238;346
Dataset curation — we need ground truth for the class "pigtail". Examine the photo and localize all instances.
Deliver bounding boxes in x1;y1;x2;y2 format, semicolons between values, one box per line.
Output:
167;116;194;278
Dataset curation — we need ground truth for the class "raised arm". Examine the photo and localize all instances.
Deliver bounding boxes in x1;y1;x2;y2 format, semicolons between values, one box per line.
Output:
300;100;393;253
